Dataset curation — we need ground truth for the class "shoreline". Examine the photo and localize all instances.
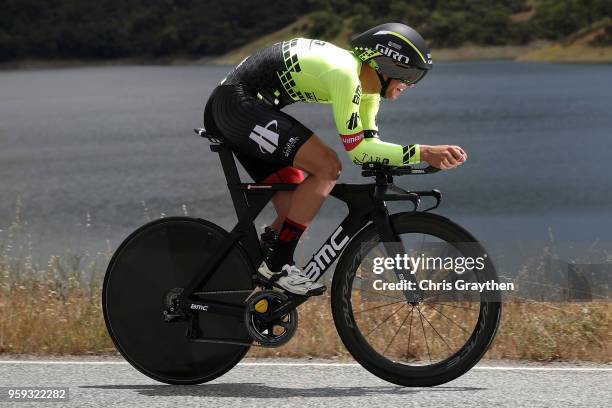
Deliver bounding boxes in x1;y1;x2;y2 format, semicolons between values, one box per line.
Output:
2;43;611;71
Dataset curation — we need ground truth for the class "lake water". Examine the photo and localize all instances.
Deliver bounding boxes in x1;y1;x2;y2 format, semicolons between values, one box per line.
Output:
1;61;612;273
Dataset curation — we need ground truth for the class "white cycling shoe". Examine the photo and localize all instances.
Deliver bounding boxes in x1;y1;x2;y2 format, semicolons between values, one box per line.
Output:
258;262;326;296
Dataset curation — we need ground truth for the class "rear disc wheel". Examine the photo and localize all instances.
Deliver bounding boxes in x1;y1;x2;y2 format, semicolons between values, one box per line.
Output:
103;217;254;384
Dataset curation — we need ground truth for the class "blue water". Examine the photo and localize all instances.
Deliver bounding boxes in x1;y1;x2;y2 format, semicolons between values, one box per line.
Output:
1;61;611;264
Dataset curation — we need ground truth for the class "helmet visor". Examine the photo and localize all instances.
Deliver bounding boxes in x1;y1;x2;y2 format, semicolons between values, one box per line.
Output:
375;57;427;86
398;69;427;86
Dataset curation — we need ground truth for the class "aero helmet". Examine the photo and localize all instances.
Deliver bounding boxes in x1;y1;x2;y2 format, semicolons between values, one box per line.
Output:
351;22;432;96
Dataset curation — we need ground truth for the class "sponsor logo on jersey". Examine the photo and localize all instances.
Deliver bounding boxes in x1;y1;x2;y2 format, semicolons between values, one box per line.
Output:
304;91;319;102
375;43;410;64
283;137;299;158
303;226;350;280
340;131;364;151
249;120;279;154
352;152;390;165
352;85;362;105
346;112;360;130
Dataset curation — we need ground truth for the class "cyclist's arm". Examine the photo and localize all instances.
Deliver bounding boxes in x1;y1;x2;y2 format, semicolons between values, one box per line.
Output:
325;70;420;166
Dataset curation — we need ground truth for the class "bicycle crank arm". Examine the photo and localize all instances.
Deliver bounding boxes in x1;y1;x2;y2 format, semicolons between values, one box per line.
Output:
258;295;309;324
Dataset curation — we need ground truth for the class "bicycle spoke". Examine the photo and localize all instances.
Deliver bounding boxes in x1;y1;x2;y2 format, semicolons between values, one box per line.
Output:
417;305;432;363
383;306;414;355
353;300;406;315
423;304;471;336
419;306;453;352
423;301;477;312
364;304;407;338
407;305;414;359
357;288;405;302
421;291;454;302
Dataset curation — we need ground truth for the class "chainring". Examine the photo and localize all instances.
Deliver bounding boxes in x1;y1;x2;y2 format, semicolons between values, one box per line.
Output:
244;290;298;347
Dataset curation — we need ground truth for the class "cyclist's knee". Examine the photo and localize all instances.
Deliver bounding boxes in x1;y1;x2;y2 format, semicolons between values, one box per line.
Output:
316;149;341;181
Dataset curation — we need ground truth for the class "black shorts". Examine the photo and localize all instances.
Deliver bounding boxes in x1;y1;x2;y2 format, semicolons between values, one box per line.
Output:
203;85;313;182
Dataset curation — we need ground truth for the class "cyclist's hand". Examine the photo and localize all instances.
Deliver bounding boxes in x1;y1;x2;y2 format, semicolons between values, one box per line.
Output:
420;145;467;170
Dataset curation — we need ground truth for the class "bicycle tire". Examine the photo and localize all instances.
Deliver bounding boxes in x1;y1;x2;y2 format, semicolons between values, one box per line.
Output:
331;212;502;387
103;217;254;385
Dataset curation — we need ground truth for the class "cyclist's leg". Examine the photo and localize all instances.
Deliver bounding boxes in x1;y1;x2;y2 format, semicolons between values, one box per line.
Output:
238;134;340;232
204;85;326;295
261;135;340;276
260;167;305;231
288;134;342;226
270;192;291;231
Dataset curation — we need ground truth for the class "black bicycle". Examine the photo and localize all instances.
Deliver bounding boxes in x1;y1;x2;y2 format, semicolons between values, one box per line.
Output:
102;128;502;387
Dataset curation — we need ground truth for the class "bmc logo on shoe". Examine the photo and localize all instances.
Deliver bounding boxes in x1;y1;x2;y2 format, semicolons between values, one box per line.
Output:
250;120;279;154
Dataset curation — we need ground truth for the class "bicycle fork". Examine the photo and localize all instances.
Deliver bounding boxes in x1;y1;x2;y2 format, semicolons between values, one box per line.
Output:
371;200;424;304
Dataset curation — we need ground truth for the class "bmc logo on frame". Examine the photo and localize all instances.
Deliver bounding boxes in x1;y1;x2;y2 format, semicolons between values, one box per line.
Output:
303;226;350;280
250;120;279;154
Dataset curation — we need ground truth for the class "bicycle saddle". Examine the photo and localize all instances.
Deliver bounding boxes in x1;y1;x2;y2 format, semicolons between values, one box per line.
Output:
194;127;223;144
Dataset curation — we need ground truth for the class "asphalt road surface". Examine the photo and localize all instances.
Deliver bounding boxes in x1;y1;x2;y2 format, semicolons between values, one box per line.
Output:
0;358;610;407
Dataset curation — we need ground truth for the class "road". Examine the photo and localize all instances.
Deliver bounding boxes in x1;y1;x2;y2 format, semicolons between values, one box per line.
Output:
0;358;610;407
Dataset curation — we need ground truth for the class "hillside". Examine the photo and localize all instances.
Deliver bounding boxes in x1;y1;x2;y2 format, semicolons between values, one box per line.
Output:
214;16;546;64
518;18;612;62
214;15;350;65
1;0;611;64
215;16;612;65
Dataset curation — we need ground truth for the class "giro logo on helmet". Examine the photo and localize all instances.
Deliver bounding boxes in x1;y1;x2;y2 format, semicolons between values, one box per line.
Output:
375;43;410;64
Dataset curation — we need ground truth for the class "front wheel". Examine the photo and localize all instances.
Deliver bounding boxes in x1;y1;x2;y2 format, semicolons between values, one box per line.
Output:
331;212;502;387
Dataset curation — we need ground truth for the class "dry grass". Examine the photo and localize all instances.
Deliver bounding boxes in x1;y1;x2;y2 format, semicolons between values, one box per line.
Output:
248;296;610;362
0;204;610;361
0;284;114;354
0;277;610;361
487;300;611;361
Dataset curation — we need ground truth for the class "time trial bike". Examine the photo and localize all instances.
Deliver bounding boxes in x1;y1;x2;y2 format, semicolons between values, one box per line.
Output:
102;127;502;387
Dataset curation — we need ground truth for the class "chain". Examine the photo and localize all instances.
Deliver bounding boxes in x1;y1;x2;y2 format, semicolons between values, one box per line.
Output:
188;338;265;347
193;289;255;296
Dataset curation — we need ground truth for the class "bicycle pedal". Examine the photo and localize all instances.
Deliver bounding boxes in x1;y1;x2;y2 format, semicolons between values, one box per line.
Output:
307;285;327;297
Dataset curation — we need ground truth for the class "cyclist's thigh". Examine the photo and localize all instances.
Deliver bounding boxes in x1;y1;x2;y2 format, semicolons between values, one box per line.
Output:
206;85;313;181
293;134;341;177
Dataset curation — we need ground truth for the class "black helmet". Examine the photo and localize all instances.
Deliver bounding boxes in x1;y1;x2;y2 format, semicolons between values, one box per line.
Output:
351;22;432;90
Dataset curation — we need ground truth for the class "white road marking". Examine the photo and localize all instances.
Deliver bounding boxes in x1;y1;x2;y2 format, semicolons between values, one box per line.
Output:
0;361;129;365
0;360;610;371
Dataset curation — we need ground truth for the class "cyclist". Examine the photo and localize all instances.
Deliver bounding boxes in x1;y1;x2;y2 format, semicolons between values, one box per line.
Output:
203;22;467;296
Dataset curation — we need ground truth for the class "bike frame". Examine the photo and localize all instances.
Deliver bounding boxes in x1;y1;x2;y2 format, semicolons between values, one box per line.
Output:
177;132;440;318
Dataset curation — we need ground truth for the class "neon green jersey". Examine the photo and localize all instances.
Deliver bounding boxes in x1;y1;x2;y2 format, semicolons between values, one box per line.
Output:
222;38;420;166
